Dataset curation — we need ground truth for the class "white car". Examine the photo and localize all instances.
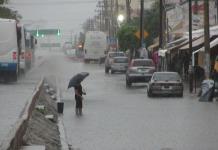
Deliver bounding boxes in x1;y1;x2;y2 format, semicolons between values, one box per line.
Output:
105;51;126;73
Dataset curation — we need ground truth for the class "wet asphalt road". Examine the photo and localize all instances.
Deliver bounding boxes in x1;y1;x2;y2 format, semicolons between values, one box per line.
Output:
24;50;218;150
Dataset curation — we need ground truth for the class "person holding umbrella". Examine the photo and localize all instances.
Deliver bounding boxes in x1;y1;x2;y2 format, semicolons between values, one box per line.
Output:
68;72;89;116
74;83;85;115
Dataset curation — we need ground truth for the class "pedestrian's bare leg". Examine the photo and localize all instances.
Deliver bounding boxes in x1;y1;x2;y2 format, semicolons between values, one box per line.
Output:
75;108;79;115
79;108;82;115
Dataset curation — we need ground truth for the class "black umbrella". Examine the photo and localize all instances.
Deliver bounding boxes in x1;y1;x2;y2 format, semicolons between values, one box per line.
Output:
68;72;89;89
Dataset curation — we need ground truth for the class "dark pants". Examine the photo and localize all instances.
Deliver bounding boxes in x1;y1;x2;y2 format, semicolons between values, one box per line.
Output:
75;96;82;108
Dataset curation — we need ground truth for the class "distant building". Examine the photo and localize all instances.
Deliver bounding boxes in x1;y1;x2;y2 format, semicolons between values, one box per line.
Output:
167;1;217;38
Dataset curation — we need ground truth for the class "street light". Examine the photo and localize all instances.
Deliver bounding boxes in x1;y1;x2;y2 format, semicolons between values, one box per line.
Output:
117;14;125;23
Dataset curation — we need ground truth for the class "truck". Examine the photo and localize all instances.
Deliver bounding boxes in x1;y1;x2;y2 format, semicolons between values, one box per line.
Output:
0;18;20;82
83;31;107;63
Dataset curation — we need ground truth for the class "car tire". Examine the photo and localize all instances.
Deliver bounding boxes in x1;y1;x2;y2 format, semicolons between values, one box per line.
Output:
178;92;183;97
105;67;109;74
147;89;153;97
126;79;132;87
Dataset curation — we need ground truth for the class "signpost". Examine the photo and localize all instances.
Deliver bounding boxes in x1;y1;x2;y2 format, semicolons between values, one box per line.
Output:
134;30;149;40
27;29;60;37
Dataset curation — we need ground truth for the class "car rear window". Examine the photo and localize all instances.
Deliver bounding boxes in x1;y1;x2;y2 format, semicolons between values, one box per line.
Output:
153;73;181;81
132;60;154;67
109;52;125;58
114;58;128;63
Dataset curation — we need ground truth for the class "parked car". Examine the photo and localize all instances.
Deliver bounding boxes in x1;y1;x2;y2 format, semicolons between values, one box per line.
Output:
147;72;183;97
105;51;125;73
126;59;155;87
111;56;128;74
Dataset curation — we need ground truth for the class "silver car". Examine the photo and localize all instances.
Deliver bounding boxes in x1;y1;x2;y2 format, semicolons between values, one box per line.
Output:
105;51;125;73
111;56;128;74
147;72;183;97
126;59;155;87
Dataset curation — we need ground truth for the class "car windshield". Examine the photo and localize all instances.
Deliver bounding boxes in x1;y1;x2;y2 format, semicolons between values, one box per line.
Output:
109;52;125;58
153;73;181;81
132;60;154;67
114;58;128;63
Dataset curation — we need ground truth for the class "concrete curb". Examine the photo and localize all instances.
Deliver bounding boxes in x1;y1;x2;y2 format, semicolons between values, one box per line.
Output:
0;78;44;150
55;77;70;150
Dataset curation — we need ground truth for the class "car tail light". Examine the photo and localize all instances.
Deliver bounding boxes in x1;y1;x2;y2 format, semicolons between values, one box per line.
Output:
12;52;17;60
25;52;31;59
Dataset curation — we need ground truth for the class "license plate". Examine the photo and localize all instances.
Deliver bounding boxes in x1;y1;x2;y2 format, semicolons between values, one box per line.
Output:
139;69;147;72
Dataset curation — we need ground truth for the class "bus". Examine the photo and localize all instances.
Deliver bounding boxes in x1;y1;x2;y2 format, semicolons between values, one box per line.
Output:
0;18;19;81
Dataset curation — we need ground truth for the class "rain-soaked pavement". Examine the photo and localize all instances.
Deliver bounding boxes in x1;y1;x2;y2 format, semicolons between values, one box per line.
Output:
2;49;218;150
44;50;218;150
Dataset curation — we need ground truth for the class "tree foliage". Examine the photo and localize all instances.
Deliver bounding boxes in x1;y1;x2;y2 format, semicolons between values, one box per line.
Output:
0;2;21;20
0;0;4;5
144;0;160;46
117;0;159;51
117;23;138;52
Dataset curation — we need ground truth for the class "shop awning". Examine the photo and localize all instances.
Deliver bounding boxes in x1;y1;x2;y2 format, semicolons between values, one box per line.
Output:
192;37;218;66
179;36;204;50
167;40;189;52
198;37;218;52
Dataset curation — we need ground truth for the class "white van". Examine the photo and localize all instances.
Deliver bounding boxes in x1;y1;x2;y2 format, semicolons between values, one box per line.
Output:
83;31;107;63
0;18;19;81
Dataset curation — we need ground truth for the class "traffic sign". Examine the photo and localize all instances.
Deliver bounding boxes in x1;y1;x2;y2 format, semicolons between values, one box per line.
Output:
134;30;149;39
27;29;60;37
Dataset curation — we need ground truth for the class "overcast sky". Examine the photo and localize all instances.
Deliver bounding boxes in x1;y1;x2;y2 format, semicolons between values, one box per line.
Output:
7;0;98;35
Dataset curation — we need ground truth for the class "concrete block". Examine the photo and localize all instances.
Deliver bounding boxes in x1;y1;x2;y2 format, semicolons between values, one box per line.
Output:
35;105;45;110
45;115;55;122
21;145;45;150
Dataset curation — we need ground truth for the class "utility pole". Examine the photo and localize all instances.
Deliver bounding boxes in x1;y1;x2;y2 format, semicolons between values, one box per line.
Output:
189;0;193;93
216;0;218;23
140;0;144;48
126;0;131;22
115;0;118;34
163;0;166;49
96;1;104;31
159;0;163;49
204;0;210;78
104;0;109;33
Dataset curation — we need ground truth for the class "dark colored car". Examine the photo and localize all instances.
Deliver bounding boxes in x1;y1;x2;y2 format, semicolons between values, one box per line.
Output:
105;51;125;73
126;59;155;87
147;72;183;97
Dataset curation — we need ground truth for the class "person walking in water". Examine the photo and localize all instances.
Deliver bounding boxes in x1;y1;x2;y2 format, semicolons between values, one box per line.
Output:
74;83;85;115
68;72;89;115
